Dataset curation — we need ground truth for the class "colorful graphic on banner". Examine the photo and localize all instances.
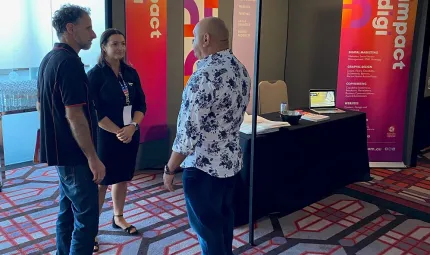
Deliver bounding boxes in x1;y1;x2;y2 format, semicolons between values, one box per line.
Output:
184;0;218;86
125;0;167;142
336;0;418;162
232;0;257;113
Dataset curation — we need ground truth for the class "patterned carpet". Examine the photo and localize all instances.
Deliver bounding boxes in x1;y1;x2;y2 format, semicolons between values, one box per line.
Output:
348;162;430;214
0;163;430;254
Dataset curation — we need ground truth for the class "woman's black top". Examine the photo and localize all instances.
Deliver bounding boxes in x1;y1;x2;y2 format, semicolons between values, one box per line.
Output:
87;61;147;185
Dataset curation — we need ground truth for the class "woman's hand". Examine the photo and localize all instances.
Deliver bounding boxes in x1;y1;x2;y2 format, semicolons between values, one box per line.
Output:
116;125;136;144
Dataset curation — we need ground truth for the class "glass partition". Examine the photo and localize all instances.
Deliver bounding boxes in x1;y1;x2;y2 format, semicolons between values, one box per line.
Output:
0;0;106;112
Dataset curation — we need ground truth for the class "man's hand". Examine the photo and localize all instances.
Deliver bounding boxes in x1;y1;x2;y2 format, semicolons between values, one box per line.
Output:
163;152;187;192
163;173;175;192
88;157;106;184
116;125;135;144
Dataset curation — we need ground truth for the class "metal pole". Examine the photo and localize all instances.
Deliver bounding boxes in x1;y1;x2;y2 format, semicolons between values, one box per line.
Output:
105;0;113;29
0;113;4;192
249;0;263;246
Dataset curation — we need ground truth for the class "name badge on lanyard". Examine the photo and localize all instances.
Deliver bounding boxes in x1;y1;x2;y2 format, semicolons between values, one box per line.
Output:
119;72;132;125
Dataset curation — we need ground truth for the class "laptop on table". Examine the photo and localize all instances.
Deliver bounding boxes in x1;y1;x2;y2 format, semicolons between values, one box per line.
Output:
309;89;344;114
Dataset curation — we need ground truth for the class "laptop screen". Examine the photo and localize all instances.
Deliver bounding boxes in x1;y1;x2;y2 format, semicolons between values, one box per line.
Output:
310;90;335;108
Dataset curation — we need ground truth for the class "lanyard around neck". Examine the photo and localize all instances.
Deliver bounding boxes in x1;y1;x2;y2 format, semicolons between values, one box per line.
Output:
118;72;130;106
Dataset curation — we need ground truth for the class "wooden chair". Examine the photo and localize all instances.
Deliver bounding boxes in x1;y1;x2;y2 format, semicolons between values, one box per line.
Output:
258;80;289;114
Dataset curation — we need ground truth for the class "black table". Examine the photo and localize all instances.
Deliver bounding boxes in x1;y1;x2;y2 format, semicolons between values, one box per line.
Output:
234;110;370;227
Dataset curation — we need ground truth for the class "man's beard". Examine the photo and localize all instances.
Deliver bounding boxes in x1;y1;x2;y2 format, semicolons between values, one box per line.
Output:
76;36;92;50
80;42;92;50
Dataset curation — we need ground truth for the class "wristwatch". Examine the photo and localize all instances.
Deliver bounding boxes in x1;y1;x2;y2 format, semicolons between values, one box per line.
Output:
164;165;175;175
130;122;139;130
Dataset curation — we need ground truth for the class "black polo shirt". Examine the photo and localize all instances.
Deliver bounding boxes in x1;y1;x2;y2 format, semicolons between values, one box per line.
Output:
37;43;96;166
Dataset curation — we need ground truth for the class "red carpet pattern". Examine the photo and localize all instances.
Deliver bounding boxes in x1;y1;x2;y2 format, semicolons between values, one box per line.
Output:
348;163;430;214
0;164;429;254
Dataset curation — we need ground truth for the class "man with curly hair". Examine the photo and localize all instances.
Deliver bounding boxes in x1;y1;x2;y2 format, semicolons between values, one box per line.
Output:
37;4;104;254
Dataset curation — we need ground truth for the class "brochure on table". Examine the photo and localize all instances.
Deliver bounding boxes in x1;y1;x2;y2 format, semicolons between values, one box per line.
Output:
240;113;290;134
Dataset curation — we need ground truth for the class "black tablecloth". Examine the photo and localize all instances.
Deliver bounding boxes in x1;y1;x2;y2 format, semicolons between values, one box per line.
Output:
234;110;370;227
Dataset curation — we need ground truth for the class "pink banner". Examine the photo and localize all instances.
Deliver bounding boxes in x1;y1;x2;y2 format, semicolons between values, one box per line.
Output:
336;0;418;162
232;0;257;113
125;0;168;142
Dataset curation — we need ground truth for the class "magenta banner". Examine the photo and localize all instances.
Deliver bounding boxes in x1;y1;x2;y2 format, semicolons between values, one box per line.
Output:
232;0;257;113
125;0;168;142
336;0;418;162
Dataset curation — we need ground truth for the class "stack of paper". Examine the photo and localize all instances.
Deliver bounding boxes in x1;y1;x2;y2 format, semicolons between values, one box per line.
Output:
240;113;290;134
300;112;330;122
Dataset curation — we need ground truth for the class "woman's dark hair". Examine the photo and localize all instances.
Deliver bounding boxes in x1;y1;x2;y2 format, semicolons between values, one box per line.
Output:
98;28;128;65
52;4;90;39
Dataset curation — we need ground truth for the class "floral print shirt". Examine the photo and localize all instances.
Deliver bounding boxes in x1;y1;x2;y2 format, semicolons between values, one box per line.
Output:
173;49;251;178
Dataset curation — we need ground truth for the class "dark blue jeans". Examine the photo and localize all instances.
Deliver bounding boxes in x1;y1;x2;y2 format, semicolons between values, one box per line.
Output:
56;165;99;255
182;168;236;255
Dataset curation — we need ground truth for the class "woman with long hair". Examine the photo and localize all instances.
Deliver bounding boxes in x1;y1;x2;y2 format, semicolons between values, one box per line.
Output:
87;28;147;252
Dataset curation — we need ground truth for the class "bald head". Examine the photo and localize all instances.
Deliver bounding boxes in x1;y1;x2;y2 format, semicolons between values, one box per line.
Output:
193;17;230;59
197;17;229;43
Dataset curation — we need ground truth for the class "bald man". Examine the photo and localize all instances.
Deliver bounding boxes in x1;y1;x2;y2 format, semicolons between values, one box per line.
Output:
163;17;251;254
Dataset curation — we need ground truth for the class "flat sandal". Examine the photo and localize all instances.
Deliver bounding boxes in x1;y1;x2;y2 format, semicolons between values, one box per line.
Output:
112;214;139;235
93;239;99;252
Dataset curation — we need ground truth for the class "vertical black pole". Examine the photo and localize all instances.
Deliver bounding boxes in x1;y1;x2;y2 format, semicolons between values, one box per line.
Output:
249;0;263;246
105;0;113;29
